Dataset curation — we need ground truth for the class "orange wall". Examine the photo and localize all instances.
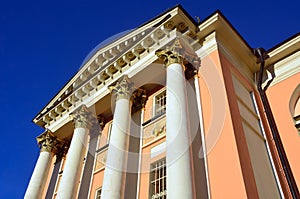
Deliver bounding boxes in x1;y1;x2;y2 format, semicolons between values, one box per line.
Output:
138;135;166;199
89;170;104;199
89;120;112;198
198;49;254;198
266;72;300;187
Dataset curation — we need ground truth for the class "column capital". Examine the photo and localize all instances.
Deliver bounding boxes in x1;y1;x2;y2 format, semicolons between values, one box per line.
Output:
55;139;69;161
36;130;57;154
132;88;148;112
97;115;106;130
155;38;200;70
185;57;201;79
109;75;135;101
88;115;106;139
70;105;95;129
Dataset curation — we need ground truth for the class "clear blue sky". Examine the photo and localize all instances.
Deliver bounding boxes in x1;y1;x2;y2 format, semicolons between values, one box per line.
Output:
0;0;299;198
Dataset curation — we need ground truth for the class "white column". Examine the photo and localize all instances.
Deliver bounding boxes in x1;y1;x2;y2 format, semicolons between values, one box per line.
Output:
25;131;56;199
136;106;145;199
194;72;211;198
101;75;134;199
56;105;94;199
156;42;194;198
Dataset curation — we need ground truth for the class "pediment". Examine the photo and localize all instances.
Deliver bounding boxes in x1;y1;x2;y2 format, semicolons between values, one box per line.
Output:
33;5;202;128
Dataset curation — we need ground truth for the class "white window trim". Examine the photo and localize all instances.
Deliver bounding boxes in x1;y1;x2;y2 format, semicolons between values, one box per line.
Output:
149;158;167;199
106;122;113;144
95;187;102;199
152;88;166;118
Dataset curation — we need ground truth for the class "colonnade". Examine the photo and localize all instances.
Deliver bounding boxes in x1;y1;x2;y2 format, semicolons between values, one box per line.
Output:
25;40;198;199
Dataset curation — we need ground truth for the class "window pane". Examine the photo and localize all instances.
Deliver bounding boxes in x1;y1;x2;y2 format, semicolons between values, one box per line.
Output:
95;188;102;199
150;159;166;199
155;91;166;116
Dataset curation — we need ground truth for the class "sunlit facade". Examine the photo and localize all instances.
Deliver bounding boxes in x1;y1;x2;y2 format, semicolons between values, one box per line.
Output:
25;5;300;199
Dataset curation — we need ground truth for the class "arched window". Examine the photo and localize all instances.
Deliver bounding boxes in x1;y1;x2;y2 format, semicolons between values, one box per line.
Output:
289;84;300;132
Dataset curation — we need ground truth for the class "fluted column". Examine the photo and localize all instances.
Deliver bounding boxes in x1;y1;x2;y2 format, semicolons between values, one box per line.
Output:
156;39;194;199
25;130;57;199
56;105;95;199
101;75;134;199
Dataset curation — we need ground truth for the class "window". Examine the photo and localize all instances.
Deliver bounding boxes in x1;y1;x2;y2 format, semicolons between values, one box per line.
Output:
154;90;166;117
294;115;300;131
95;187;102;199
289;85;300;133
150;159;166;199
107;122;113;144
293;97;300;132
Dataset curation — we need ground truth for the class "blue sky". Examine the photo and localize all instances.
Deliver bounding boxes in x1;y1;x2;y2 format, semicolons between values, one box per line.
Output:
0;0;299;198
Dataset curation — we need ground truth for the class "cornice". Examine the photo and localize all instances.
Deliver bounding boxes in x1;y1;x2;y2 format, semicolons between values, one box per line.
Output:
264;50;300;88
266;34;300;66
263;34;300;88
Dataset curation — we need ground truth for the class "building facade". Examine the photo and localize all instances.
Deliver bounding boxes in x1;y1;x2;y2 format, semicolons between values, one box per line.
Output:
25;5;300;199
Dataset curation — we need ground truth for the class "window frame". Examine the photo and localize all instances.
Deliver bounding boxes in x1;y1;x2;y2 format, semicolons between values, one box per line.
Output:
149;158;167;199
152;88;166;118
106;122;113;144
95;187;102;199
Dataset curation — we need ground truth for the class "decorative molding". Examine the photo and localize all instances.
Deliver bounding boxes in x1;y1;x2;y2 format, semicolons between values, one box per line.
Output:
36;130;57;154
87;115;106;139
109;75;135;101
100;154;107;165
195;32;218;59
155;38;200;71
132;88;148;112
33;15;201;129
55;139;69;161
152;124;166;137
265;51;300;87
70;105;96;129
97;115;106;129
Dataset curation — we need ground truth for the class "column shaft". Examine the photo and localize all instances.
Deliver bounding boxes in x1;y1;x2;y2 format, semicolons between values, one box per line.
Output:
166;62;193;198
101;75;134;199
24;151;53;199
25;130;57;199
101;98;131;199
56;127;88;199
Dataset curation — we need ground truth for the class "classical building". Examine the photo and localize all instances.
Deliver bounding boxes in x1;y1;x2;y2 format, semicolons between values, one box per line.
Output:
25;5;300;199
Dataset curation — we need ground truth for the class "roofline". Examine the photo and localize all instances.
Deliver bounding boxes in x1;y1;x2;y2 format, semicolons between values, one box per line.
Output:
267;32;300;53
32;4;195;123
136;4;198;29
200;9;253;51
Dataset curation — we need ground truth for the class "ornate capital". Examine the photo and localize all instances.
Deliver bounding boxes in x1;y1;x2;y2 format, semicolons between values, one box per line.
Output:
185;57;201;79
155;38;200;71
155;39;185;67
132;88;148;112
36;130;57;154
97;115;106;129
70;105;95;129
109;75;135;101
88;115;106;139
55;139;69;161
